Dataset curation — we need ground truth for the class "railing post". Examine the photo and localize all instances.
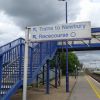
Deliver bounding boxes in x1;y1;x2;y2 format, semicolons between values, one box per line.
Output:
19;42;23;80
40;43;42;65
30;47;33;78
9;43;11;62
9;43;11;48
0;55;3;95
46;60;50;94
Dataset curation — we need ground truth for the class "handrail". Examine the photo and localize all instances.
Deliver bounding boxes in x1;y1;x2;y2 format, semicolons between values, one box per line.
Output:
0;38;58;99
0;38;25;54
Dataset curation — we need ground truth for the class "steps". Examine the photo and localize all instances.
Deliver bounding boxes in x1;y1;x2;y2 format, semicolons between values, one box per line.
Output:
0;38;57;99
0;59;20;99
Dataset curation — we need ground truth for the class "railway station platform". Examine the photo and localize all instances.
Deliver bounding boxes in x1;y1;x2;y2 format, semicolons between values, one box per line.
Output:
1;27;100;99
9;74;100;100
11;76;76;100
69;75;100;100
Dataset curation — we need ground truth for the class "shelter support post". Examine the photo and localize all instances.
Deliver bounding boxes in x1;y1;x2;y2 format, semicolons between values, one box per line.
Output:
36;75;39;88
66;41;69;92
58;52;61;86
42;65;45;85
46;60;50;94
55;54;58;88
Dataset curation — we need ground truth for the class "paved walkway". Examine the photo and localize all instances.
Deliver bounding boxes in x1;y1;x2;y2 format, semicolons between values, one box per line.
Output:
69;75;100;100
11;76;76;100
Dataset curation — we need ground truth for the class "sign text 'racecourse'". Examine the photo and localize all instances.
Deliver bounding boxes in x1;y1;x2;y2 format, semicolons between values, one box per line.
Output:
30;21;91;42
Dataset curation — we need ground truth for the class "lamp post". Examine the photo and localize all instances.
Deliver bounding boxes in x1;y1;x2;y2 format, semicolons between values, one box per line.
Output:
58;0;68;23
58;0;69;92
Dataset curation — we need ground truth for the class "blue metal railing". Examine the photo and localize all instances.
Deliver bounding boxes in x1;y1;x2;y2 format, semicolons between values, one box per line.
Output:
0;44;21;98
0;38;57;99
0;38;24;55
0;36;100;99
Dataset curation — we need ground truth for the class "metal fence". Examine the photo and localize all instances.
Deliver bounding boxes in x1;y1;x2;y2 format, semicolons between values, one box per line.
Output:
0;38;57;99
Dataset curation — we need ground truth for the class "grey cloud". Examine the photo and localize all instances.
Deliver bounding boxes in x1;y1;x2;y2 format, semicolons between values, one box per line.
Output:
68;0;81;21
76;51;100;63
0;0;81;28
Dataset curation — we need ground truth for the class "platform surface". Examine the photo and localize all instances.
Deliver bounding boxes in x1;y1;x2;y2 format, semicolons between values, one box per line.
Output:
69;75;100;100
11;76;76;100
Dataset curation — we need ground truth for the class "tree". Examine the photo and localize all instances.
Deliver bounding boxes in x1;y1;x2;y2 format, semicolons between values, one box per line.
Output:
60;52;80;75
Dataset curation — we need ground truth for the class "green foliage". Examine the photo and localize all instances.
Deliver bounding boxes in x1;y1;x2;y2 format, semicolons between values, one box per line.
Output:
60;52;80;75
49;52;80;76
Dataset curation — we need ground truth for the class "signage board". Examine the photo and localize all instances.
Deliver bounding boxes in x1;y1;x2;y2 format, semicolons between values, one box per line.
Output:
29;21;91;42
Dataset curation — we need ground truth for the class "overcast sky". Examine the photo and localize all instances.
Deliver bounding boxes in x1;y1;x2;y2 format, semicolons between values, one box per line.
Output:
76;50;100;68
0;0;100;66
0;0;100;44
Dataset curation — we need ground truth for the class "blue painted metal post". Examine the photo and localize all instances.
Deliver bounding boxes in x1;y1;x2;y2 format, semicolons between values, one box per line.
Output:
30;47;33;78
9;43;11;62
55;54;58;88
42;65;45;85
58;52;61;86
0;55;3;96
65;3;69;92
19;40;22;80
46;60;50;94
49;42;51;57
65;4;69;92
36;75;39;88
66;41;69;92
40;42;42;65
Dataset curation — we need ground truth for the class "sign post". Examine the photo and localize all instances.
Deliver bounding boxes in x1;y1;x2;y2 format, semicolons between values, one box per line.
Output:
23;21;91;100
23;27;29;100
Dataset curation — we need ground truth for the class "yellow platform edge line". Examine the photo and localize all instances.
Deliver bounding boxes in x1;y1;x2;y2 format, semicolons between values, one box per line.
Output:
89;76;100;94
85;76;100;99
